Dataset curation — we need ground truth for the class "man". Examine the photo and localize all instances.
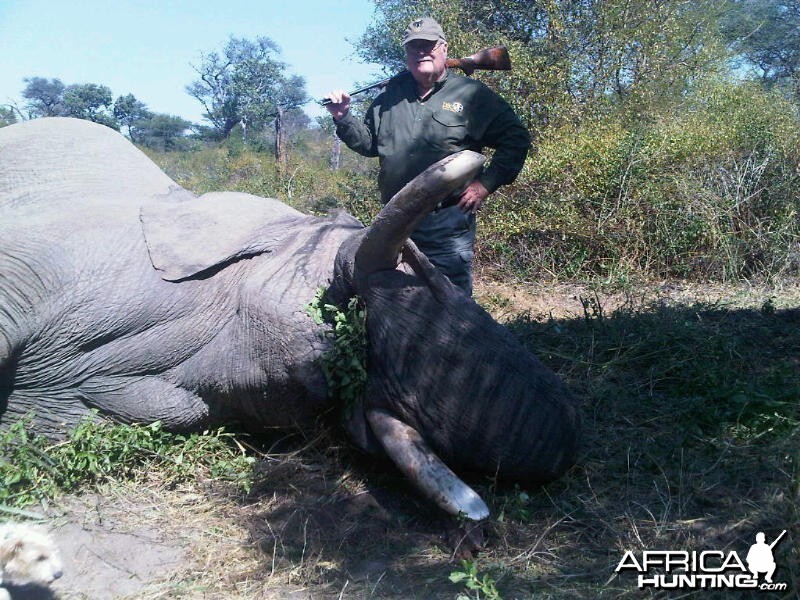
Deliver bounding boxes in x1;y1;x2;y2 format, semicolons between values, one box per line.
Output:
325;17;530;295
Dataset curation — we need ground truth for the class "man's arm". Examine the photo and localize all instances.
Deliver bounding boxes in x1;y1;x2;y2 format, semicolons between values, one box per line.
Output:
456;91;530;214
324;90;379;158
474;91;531;194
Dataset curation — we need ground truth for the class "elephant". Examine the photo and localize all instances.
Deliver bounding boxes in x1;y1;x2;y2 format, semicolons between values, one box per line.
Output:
0;117;580;520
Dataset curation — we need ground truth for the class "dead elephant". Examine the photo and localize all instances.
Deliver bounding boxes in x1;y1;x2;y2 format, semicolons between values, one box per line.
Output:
0;117;580;519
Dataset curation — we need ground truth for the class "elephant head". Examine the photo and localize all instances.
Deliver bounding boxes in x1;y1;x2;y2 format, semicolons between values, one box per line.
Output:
327;151;581;519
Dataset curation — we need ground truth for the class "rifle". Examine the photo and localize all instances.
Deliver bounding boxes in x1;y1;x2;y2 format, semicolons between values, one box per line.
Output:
320;45;511;106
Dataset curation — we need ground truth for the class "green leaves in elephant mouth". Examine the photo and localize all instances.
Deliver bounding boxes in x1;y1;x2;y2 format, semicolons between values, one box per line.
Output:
306;287;368;415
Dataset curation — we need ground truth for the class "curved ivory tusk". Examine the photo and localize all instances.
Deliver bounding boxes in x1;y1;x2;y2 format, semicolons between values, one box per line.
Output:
366;408;490;520
355;151;486;274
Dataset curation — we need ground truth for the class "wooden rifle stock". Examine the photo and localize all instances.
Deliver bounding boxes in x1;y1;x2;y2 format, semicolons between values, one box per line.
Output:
320;45;511;106
445;45;511;76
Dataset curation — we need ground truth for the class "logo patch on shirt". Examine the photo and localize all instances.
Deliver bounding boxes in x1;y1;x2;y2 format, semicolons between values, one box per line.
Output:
442;101;464;114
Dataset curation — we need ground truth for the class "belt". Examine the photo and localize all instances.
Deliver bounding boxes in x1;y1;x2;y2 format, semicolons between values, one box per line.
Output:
433;186;467;211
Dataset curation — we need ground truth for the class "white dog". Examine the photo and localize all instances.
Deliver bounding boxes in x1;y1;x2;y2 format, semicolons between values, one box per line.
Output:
0;522;63;600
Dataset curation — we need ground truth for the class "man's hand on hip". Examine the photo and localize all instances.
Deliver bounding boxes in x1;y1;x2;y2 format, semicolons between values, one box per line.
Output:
457;180;490;214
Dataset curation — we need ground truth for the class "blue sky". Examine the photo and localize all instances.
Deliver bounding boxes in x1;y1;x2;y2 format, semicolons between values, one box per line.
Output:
0;0;383;124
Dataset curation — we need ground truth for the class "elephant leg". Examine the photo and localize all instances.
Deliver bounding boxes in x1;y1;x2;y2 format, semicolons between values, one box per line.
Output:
1;388;95;434
78;375;210;431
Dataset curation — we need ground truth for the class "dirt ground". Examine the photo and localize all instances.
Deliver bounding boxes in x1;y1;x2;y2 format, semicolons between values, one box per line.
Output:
36;452;477;599
46;492;194;599
7;278;799;600
474;278;800;320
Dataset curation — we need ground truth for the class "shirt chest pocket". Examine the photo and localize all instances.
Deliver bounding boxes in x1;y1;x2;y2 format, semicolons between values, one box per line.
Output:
426;110;469;152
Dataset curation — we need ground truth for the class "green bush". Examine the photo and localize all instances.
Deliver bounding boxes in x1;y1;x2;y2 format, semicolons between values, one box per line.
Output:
306;288;368;413
480;79;800;282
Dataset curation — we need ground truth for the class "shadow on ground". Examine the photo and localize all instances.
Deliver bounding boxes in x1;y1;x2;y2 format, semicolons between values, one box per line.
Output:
28;296;799;599
231;300;799;598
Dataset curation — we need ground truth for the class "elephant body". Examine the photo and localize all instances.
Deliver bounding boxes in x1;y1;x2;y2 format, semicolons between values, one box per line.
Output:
1;118;356;432
1;118;580;519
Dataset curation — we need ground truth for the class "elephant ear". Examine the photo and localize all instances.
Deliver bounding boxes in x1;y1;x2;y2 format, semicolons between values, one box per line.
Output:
141;191;305;281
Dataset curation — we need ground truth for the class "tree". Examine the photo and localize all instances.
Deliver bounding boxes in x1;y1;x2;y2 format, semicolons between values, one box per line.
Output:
186;36;309;139
722;0;800;94
21;77;66;118
0;106;17;127
62;83;117;128
114;94;153;142
20;78;120;128
136;114;191;151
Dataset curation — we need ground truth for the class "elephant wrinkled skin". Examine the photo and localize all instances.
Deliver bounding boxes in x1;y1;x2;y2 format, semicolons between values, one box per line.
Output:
0;118;580;519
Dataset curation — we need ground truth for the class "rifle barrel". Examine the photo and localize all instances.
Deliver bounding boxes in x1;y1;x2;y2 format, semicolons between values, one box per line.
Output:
320;75;395;106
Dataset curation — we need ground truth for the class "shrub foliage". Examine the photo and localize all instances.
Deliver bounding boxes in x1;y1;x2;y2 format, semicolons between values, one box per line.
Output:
482;80;800;281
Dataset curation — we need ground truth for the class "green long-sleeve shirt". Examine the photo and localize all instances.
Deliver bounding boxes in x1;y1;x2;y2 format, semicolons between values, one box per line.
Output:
335;70;531;204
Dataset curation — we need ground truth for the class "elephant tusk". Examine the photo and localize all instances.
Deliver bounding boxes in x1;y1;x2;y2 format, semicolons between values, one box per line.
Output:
355;151;485;274
366;408;490;520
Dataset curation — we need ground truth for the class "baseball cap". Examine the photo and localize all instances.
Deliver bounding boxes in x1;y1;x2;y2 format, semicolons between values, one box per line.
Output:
402;17;446;45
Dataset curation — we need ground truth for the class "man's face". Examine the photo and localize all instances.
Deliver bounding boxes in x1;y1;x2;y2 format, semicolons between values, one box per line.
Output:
405;39;448;83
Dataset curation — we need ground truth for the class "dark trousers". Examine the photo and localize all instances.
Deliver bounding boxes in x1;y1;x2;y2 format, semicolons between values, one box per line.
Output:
411;205;476;296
